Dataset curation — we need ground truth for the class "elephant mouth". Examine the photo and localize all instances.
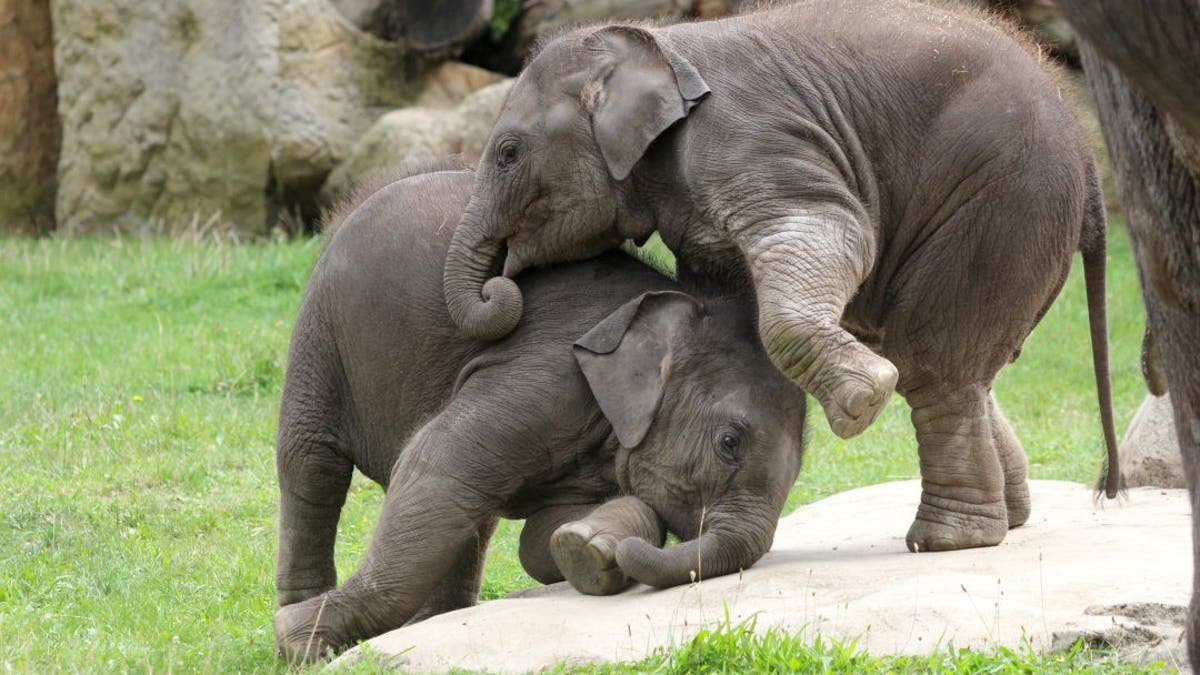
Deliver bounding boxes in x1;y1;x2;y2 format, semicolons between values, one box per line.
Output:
501;245;529;278
663;507;705;542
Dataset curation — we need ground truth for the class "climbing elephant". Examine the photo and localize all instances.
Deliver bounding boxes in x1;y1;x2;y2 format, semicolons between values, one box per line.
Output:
441;1;1120;553
272;165;807;663
1054;0;1200;665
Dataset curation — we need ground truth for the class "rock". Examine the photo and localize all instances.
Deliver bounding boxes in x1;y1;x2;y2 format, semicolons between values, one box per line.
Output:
1007;0;1078;63
512;0;690;49
336;480;1191;672
328;0;378;28
970;0;1078;64
322;108;458;201
453;78;514;152
414;61;506;109
50;0;422;235
321;79;513;202
470;0;691;74
0;0;59;234
1120;394;1184;489
360;0;492;57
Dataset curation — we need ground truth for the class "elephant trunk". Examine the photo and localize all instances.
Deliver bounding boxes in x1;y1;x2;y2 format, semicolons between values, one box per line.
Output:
615;501;776;589
444;205;524;340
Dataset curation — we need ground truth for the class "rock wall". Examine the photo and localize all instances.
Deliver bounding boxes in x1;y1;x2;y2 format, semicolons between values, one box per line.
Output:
0;0;59;234
20;0;1098;236
321;78;512;202
50;0;422;234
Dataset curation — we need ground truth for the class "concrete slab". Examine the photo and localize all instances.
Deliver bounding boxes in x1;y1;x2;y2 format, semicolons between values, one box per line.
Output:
335;480;1191;672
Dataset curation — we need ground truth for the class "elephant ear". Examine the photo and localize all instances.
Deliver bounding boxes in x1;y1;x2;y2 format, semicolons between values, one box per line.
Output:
574;291;700;448
582;25;711;181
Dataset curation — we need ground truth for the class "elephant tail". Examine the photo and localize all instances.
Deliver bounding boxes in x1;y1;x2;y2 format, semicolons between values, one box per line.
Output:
1080;164;1123;500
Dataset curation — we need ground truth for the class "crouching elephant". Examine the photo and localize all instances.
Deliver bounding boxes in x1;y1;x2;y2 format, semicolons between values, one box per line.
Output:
441;0;1121;553
272;165;807;663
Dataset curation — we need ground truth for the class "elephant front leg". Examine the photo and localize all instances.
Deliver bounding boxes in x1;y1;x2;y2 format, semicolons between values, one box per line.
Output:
517;503;603;585
273;408;509;664
550;496;667;596
740;212;898;439
404;515;499;626
274;475;498;664
905;384;1009;551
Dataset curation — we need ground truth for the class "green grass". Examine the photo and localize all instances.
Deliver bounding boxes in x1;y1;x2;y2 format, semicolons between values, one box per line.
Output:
340;613;1166;674
0;225;1153;672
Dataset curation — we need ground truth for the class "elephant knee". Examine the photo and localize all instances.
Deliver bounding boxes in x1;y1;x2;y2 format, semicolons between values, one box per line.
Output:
518;518;565;584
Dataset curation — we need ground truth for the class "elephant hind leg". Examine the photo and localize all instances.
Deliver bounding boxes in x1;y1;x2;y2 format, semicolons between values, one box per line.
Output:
990;397;1031;529
276;298;356;608
276;428;353;608
903;383;1009;552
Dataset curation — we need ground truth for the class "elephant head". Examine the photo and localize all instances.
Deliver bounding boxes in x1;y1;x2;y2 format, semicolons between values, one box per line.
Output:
574;291;806;588
444;25;709;340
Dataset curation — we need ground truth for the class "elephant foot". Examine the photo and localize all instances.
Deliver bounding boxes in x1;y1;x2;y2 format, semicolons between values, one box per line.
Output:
277;584;333;608
274;597;336;666
817;350;898;439
905;493;1007;552
1005;479;1031;529
550;521;631;596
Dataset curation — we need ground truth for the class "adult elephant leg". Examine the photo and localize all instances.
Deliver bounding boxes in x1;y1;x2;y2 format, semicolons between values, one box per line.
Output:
273;405;510;665
904;384;1008;551
989;396;1031;529
551;497;667;596
405;515;498;625
739;210;897;439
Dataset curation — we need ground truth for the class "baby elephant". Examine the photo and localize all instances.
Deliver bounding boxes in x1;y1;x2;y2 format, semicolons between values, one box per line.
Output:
272;166;807;663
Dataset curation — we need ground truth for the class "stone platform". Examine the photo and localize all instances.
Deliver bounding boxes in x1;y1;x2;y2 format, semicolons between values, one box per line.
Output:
336;480;1191;672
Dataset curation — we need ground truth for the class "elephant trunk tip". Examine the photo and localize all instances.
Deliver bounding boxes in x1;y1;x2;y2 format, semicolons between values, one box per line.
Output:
446;275;524;341
443;207;526;340
616;512;777;590
616;536;694;589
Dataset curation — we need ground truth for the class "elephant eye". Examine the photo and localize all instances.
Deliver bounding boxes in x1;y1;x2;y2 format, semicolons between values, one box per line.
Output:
496;139;520;170
714;427;744;463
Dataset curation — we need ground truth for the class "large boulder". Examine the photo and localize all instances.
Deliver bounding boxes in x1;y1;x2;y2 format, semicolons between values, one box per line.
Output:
354;0;493;57
50;0;424;235
321;78;513;202
0;0;59;234
1120;394;1184;489
413;61;506;109
337;481;1189;671
469;0;692;74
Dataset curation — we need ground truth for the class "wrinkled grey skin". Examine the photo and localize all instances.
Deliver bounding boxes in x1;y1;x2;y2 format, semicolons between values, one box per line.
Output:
273;168;806;663
442;0;1120;553
1055;0;1200;665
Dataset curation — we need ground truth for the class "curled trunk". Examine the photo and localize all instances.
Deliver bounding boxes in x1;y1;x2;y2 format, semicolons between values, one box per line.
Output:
443;208;524;340
615;507;775;589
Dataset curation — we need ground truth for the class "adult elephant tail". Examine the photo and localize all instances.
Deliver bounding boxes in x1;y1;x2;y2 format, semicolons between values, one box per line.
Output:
1080;161;1123;500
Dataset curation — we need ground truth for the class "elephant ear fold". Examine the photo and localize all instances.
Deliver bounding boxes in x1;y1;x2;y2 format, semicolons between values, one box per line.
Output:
574;291;700;448
583;25;711;181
